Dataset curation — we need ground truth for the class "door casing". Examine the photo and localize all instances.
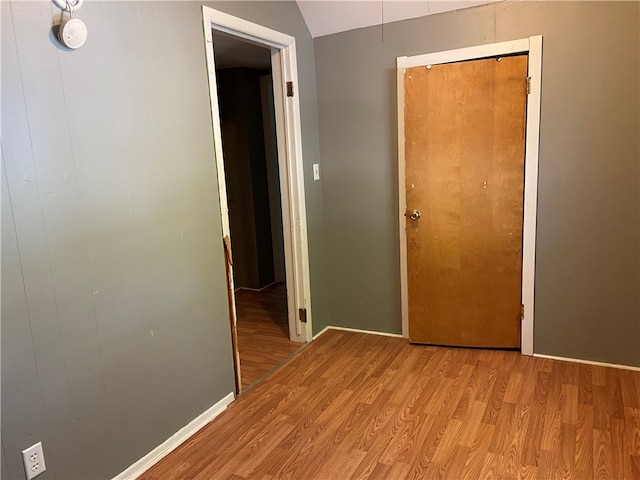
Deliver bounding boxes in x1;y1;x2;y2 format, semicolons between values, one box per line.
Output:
396;36;543;355
202;7;313;390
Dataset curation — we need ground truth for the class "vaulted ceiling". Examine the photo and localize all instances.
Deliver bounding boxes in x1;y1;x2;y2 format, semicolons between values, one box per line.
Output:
210;1;504;70
296;0;503;38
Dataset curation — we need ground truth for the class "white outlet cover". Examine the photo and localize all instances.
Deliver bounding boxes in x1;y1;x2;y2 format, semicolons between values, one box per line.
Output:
313;164;320;181
22;442;46;480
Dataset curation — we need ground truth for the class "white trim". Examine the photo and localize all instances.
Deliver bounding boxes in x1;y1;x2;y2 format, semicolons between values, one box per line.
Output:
397;65;409;341
278;41;314;344
521;36;543;356
203;8;293;49
397;36;543;357
327;326;404;339
202;7;312;345
397;38;531;69
112;393;234;480
534;354;640;372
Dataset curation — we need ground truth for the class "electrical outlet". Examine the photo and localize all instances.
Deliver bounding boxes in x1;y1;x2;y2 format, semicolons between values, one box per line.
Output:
313;163;320;181
22;442;46;480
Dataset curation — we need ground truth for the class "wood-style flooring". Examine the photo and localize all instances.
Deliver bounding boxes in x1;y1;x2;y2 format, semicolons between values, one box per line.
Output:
140;329;640;480
235;283;301;390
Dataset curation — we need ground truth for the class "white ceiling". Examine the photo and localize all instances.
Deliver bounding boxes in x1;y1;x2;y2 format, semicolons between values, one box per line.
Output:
296;0;503;38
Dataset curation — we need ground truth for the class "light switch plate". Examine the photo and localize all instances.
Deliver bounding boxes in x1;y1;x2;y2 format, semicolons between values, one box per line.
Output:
313;164;320;181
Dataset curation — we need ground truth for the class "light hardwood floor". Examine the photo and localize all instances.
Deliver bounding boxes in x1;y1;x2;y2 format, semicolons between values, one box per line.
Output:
141;329;640;480
235;284;301;390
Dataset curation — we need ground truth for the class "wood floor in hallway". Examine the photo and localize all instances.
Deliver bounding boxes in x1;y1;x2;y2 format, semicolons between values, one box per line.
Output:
140;329;640;480
235;283;301;390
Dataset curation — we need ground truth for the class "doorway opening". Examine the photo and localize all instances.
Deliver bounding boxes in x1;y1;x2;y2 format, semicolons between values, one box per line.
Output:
213;33;300;391
202;7;313;395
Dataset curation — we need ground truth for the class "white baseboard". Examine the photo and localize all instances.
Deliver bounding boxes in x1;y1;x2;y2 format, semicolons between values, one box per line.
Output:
112;392;235;480
326;326;404;339
534;354;640;372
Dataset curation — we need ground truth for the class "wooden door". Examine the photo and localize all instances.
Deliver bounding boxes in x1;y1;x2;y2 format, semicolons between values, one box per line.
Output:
405;55;528;348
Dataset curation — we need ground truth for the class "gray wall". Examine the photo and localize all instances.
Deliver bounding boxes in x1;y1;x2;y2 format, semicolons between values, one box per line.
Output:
315;1;640;366
1;2;326;479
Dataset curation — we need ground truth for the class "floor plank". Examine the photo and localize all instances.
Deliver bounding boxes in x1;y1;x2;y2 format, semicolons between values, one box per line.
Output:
140;330;640;479
235;283;301;390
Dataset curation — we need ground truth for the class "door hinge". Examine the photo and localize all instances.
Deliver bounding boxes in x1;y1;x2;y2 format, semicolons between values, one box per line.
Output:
286;81;294;97
526;76;531;95
520;304;525;321
299;308;307;323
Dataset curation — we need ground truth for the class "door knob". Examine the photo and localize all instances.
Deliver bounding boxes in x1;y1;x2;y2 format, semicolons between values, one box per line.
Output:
408;210;421;220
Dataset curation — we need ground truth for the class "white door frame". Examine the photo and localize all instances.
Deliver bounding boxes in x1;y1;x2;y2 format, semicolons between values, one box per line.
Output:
396;36;542;356
202;7;313;352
